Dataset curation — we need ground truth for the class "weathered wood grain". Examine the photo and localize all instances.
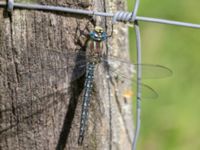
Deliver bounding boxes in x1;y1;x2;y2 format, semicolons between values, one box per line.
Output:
0;0;133;149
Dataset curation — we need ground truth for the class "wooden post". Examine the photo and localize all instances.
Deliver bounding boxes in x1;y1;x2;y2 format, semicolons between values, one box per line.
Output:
0;0;133;149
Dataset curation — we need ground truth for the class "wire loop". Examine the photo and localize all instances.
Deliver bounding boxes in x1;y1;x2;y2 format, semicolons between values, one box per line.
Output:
112;11;133;24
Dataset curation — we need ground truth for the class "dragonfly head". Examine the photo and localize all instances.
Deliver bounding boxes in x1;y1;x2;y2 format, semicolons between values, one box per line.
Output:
90;26;107;41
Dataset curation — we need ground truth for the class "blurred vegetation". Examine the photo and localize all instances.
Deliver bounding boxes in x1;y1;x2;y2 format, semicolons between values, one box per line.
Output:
128;0;200;150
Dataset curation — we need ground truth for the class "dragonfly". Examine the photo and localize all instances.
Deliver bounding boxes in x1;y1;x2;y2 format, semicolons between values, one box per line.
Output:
74;26;172;144
0;26;172;145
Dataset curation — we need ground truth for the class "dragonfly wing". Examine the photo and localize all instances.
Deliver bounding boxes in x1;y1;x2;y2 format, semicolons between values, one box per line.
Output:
35;49;87;81
135;64;172;79
132;80;158;99
101;58;159;99
106;69;159;99
0;50;87;138
1;50;87;89
103;55;172;79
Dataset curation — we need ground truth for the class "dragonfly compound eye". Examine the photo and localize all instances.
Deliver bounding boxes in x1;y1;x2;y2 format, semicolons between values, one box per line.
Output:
94;33;99;38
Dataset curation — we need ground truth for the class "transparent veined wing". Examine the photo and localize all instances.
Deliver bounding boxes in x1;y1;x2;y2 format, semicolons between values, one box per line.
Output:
0;50;86;137
106;71;158;99
0;49;81;136
103;55;172;79
0;50;87;124
0;49;87;89
101;54;172;99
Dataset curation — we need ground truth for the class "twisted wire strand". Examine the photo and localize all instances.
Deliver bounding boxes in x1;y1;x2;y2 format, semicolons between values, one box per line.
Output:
0;1;200;28
112;11;200;28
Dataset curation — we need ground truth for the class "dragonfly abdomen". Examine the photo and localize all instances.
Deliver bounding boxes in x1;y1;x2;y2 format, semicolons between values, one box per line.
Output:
78;63;95;145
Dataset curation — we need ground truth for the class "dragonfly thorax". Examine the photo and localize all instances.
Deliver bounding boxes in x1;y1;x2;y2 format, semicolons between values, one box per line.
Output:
87;39;104;64
86;27;108;64
87;54;102;64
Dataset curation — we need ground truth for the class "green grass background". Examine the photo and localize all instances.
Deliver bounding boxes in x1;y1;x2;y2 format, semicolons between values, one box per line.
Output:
128;0;200;150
